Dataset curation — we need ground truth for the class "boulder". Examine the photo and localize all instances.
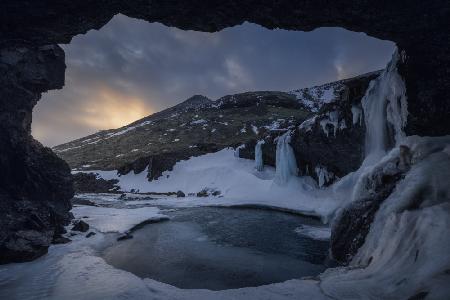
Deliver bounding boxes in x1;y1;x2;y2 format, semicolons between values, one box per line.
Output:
71;220;89;232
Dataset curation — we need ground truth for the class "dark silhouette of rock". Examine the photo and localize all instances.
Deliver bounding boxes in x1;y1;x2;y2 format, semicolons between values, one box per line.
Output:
117;234;133;241
71;197;97;207
71;220;89;232
53;235;71;244
176;191;185;198
72;172;120;193
86;232;96;238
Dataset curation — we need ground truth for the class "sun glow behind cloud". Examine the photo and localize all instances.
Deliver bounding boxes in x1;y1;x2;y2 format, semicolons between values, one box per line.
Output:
32;14;394;147
76;88;153;129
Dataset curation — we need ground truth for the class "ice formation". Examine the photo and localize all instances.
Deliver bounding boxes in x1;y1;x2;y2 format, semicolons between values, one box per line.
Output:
319;111;340;137
234;144;245;157
274;131;298;185
351;105;363;125
321;136;450;299
314;165;334;188
361;50;407;162
254;140;265;171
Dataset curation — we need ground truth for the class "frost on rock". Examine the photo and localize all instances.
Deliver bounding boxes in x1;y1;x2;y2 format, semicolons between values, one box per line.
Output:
255;140;265;171
298;116;317;132
323;136;450;299
289;81;344;112
362;50;408;162
274;131;298;185
319;111;341;137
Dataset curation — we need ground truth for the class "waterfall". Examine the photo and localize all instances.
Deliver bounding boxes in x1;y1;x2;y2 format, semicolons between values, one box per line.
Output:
361;50;408;164
274;131;298;185
254;140;265;171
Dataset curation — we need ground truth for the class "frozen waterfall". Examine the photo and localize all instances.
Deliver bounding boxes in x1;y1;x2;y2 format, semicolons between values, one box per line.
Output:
361;50;408;164
255;140;265;171
274;131;298;185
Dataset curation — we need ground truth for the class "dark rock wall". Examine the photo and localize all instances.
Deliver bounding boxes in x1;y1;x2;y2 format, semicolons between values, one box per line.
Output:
72;173;119;193
0;0;449;264
0;44;73;263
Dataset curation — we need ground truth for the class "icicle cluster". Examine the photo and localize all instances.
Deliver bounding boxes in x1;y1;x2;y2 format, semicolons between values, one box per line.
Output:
361;50;408;162
274;131;298;185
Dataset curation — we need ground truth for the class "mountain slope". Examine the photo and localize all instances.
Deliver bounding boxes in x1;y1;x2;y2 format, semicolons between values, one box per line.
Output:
54;92;310;173
54;71;380;183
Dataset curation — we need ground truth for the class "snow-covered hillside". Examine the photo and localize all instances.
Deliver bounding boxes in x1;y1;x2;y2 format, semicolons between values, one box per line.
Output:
79;148;340;221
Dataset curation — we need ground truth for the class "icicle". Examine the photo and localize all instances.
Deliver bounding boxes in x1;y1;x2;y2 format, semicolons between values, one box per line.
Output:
315;165;334;188
254;140;265;171
234;144;245;157
274;131;298;185
351;106;363;126
361;49;408;162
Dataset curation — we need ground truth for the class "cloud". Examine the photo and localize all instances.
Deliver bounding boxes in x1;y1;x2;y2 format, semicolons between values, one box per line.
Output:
32;14;395;146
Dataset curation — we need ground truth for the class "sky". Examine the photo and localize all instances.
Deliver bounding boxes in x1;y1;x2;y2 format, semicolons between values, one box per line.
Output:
32;14;395;147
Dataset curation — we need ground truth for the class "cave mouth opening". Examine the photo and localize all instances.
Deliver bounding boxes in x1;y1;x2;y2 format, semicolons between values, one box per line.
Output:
31;13;395;149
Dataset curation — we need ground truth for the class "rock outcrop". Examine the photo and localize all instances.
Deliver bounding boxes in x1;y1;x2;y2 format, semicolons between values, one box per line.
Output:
239;71;378;186
0;44;73;263
72;172;119;193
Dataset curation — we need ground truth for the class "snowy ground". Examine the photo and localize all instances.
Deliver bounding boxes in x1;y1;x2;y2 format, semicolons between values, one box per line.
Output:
79;148;341;223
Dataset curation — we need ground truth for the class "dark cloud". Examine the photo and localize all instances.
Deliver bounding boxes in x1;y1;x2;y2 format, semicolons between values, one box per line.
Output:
32;14;395;146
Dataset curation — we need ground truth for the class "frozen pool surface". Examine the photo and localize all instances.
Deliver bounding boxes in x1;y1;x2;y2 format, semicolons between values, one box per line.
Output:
102;207;329;290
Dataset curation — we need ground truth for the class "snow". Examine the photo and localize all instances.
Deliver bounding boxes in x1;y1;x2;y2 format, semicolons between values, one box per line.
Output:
191;119;207;125
71;206;169;233
85;148;338;221
251;124;259;135
289;82;343;112
255;140;265;171
298;116;317;132
294;225;331;241
274;131;299;185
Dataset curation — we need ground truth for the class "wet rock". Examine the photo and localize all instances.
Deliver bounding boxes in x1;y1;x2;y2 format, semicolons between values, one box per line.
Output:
117;233;133;241
85;232;96;238
53;235;71;244
71;220;89;232
176;190;185;197
71;197;97;207
197;190;209;197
